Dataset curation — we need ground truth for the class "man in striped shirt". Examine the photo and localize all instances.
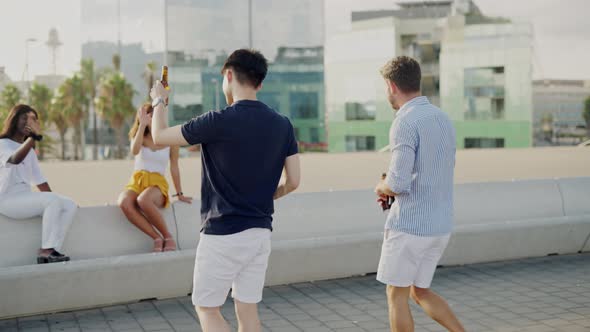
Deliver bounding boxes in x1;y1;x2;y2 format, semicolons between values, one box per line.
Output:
374;56;465;332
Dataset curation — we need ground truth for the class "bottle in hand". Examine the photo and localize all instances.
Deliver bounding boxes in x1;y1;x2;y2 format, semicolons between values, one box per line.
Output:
380;173;394;211
161;65;170;90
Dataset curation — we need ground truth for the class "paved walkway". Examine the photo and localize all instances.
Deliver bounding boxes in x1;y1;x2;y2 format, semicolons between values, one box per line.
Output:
1;253;589;332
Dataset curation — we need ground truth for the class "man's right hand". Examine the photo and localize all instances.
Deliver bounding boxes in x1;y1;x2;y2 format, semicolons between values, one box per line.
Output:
377;194;390;210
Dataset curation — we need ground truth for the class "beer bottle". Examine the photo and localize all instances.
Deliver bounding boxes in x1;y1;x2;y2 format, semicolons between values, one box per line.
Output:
161;65;170;90
380;173;394;211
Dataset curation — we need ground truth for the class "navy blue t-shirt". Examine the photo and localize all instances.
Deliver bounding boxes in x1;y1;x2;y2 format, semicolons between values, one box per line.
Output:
181;100;298;235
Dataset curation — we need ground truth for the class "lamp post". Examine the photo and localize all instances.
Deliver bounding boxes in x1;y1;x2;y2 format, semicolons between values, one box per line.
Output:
163;0;168;66
23;38;37;101
248;0;252;48
117;0;121;56
211;78;220;111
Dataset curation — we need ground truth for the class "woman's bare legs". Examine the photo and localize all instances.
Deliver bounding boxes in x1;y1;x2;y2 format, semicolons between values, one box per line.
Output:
137;187;176;251
118;190;163;251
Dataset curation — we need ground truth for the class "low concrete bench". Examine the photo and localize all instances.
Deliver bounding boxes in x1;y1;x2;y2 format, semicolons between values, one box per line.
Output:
1;177;589;318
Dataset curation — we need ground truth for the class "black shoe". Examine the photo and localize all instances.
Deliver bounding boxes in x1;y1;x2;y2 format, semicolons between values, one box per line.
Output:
37;250;70;264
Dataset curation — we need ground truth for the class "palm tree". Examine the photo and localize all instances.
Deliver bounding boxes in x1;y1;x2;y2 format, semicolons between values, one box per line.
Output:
56;75;88;160
29;83;54;159
113;54;121;72
1;84;22;109
80;58;100;160
49;95;69;160
96;59;135;159
0;84;22;127
142;61;157;102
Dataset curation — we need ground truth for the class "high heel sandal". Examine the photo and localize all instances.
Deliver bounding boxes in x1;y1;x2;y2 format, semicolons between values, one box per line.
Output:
163;237;176;252
153;238;164;252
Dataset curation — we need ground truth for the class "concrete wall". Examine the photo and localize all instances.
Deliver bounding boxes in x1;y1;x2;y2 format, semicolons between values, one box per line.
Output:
0;177;589;318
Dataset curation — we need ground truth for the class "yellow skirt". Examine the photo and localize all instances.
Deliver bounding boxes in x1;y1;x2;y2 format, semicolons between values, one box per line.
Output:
125;170;170;208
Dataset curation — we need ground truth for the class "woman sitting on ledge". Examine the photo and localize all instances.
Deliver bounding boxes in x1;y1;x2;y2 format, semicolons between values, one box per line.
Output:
118;103;192;252
0;104;77;264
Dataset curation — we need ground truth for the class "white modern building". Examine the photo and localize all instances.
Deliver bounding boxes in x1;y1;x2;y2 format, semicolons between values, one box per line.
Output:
533;79;590;145
440;15;533;149
325;0;534;151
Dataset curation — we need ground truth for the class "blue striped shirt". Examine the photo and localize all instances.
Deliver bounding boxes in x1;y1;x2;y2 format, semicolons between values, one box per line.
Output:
385;96;456;237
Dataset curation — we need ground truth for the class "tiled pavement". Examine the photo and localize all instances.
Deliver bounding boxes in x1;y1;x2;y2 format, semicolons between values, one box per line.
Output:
1;253;589;332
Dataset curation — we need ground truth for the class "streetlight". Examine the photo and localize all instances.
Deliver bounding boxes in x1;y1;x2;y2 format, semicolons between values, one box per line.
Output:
248;0;252;48
117;0;121;56
211;78;220;110
23;38;37;100
163;0;168;66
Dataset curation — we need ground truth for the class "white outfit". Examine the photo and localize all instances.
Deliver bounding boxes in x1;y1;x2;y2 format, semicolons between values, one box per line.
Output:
192;228;271;307
134;146;169;174
0;138;77;250
377;230;450;288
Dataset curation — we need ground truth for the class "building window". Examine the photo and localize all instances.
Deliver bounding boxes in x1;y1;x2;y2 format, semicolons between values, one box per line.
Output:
345;136;375;152
258;92;282;114
345;102;376;120
290;92;319;119
464;137;505;149
491;98;504;119
464;66;505;120
172;104;203;122
309;127;319;143
421;76;439;98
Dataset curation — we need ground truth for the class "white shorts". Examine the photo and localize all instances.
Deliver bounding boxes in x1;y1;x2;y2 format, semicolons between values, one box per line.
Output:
192;228;271;307
377;230;450;288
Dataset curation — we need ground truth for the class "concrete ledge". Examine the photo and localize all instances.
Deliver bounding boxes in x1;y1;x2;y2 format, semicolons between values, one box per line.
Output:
557;177;590;252
0;251;194;319
1;177;590;318
266;233;382;286
0;234;384;319
2;211;589;319
0;206;176;268
453;179;564;225
173;190;385;250
558;177;590;217
442;216;590;265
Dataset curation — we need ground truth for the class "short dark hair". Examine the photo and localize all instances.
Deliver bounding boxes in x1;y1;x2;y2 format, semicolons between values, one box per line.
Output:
221;49;268;88
0;104;38;139
380;56;421;93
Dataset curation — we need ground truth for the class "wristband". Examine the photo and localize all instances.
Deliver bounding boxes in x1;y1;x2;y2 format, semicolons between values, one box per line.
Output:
31;134;43;141
152;97;166;108
173;192;183;197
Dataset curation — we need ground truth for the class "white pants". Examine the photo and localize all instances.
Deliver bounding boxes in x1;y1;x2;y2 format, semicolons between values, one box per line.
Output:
0;185;77;250
377;230;450;288
192;228;272;307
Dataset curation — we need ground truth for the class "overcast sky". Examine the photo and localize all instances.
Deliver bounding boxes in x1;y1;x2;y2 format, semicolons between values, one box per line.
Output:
0;0;588;81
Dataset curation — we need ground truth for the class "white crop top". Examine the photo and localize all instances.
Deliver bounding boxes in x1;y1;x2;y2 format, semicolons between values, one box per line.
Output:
134;146;169;175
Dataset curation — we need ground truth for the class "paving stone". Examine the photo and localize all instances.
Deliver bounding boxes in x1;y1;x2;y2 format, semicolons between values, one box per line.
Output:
3;253;588;332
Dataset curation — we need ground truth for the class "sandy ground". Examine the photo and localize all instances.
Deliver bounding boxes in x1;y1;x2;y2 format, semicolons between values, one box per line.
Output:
37;147;590;206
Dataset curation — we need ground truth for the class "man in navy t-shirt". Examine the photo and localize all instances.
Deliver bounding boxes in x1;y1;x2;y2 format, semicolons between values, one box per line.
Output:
150;49;300;332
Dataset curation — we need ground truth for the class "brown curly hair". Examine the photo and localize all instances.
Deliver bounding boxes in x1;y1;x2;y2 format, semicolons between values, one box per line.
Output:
380;56;421;93
0;104;39;139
